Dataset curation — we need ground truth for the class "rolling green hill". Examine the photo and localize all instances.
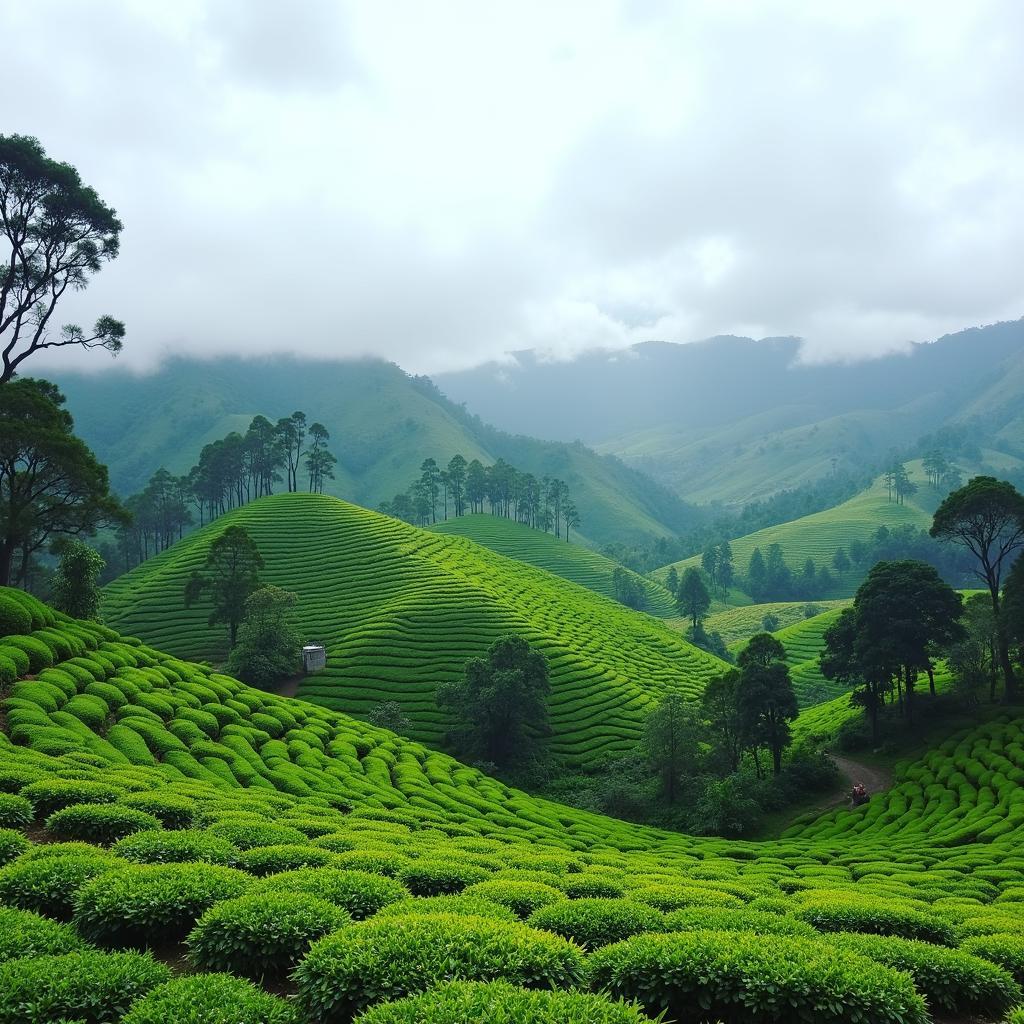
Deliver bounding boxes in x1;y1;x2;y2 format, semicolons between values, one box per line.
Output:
4;587;1024;1021
706;600;850;649
429;515;677;617
658;467;934;595
52;358;701;547
101;494;725;768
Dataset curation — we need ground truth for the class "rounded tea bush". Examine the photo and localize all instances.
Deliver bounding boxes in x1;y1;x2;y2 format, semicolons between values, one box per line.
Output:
528;899;666;950
376;895;519;923
398;859;491;895
0;949;170;1024
236;843;335;876
961;932;1024;984
122;973;298;1024
627;884;745;912
587;930;928;1024
462;880;565;919
562;876;626;899
188;892;349;978
662;907;817;938
0;827;30;865
118;792;197;829
46;803;162;844
73;863;252;945
112;829;238;866
354;980;654;1024
294;912;587;1023
0;906;88;960
20;780;121;819
0;793;33;828
208;820;308;849
832;932;1022;1017
257;867;407;919
0;851;122;919
795;894;955;944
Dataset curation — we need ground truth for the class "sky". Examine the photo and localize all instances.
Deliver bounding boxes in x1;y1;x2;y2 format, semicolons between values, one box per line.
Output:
6;0;1023;375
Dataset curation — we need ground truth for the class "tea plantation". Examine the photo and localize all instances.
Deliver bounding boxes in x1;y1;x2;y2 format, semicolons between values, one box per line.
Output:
102;494;724;767
430;514;677;617
4;586;1024;1022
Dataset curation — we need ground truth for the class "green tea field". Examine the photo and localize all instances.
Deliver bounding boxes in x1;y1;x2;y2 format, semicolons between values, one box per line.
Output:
3;587;1024;1023
707;600;849;648
102;495;725;767
430;514;677;616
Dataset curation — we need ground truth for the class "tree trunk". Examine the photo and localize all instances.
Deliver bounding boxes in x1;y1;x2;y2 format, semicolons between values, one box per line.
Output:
990;585;1019;703
771;741;783;775
0;539;13;587
927;666;936;696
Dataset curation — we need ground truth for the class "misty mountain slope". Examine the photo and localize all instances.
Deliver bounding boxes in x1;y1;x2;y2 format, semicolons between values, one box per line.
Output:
52;357;701;546
436;320;1024;502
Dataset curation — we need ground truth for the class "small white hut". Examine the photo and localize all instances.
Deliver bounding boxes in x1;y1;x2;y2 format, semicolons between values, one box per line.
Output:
302;644;327;674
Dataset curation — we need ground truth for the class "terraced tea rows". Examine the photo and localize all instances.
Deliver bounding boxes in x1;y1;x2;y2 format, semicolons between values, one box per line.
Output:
660;470;932;590
5;588;1024;1022
430;515;677;617
102;495;726;767
707;600;849;648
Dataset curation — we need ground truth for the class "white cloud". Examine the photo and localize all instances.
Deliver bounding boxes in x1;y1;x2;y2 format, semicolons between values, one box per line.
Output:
5;0;1021;376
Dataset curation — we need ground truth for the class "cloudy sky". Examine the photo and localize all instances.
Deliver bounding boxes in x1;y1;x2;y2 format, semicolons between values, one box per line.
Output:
7;0;1023;374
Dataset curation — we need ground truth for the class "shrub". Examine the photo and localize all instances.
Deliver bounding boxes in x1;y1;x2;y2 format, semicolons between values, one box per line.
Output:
113;829;238;866
122;973;298;1024
188;892;349;978
236;843;335;876
398;859;491;895
795;894;955;944
47;803;162;844
961;932;1024;984
0;594;32;637
0;827;30;865
294;913;587;1023
73;863;252;945
462;880;565;919
831;932;1021;1017
588;930;928;1024
627;884;745;912
208;820;308;849
354;980;653;1024
256;867;407;919
333;849;411;876
376;895;520;923
562;876;626;899
20;780;121;819
118;792;196;829
3;635;54;672
0;950;170;1024
0;851;122;919
0;905;88;959
528;899;665;950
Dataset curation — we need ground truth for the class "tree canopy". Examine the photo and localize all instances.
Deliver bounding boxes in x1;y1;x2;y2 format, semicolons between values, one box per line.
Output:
437;635;551;771
0;134;124;382
676;567;711;630
50;539;104;620
226;584;301;688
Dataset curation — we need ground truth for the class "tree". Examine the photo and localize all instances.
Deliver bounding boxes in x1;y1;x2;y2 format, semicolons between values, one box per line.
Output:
761;613;780;633
0;135;124;383
747;547;767;600
643;692;701;804
737;633;797;775
717;541;734;596
367;702;412;734
833;547;851;574
676;567;711;630
701;668;743;772
0;378;125;585
419;459;441;524
821;607;885;742
436;635;550;771
931;477;1024;702
50;540;104;620
304;423;336;494
665;566;679;597
563;501;580;543
226;585;300;688
184;525;264;649
446;454;467;517
701;545;719;593
275;412;306;493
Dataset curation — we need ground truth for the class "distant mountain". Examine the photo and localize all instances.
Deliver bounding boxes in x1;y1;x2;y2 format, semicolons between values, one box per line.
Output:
50;356;701;546
436;320;1024;504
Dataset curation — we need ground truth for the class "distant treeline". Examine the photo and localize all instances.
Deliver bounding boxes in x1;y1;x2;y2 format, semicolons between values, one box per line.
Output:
106;412;336;573
379;455;580;540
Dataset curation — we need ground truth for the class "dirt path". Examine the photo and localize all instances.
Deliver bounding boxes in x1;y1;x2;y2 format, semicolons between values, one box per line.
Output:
830;754;893;795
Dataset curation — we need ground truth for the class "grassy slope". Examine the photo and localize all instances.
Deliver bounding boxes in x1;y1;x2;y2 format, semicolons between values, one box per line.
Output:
658;467;934;593
706;600;849;648
102;495;725;768
430;515;677;617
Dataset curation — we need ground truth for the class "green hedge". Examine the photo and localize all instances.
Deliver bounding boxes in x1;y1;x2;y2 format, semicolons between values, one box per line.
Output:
236;843;335;876
0;827;30;865
354;980;653;1024
398;860;491;895
294;912;588;1023
0;851;122;918
257;868;407;919
831;932;1021;1017
587;930;928;1024
46;803;162;844
0;905;88;959
0;950;170;1024
794;894;955;944
462;880;565;919
528;899;666;950
20;780;121;819
961;932;1024;985
188;892;349;978
122;973;298;1024
376;895;519;923
0;792;31;829
112;829;239;866
73;863;252;945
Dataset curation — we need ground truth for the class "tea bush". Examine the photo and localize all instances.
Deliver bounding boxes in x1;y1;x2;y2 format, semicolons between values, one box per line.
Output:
46;803;162;844
527;898;666;950
122;973;298;1024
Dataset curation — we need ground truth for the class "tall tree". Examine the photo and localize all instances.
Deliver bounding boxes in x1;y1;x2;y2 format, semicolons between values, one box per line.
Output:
304;423;336;494
50;539;104;620
747;547;767;600
931;477;1024;702
701;668;744;772
737;633;797;775
419;458;441;524
665;566;679;597
436;635;550;771
446;454;467;517
184;525;264;649
0;378;124;585
820;607;885;742
563;500;580;543
676;567;711;630
275;411;306;493
644;692;701;804
226;584;301;688
0;135;124;383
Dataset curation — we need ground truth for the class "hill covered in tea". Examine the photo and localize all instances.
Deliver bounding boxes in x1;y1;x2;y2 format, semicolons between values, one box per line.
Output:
102;494;725;767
